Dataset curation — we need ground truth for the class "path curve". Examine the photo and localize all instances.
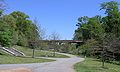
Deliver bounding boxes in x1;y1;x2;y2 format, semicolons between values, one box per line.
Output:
0;53;84;72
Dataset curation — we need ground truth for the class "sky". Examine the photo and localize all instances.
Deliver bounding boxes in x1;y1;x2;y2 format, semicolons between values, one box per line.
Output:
5;0;120;40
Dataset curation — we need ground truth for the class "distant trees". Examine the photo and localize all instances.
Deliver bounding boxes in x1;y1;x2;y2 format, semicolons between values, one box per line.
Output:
74;1;120;65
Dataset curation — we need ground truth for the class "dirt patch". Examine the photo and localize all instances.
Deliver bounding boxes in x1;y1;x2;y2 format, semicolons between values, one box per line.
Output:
0;68;32;72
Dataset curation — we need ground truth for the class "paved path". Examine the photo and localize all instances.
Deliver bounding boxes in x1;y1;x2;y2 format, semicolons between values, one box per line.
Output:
0;53;84;72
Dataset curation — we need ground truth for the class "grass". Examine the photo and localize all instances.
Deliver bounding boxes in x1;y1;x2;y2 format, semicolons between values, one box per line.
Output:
74;58;120;72
13;45;70;58
0;50;54;64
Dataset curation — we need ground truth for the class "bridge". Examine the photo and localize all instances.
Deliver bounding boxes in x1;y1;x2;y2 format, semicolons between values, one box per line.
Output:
39;40;82;43
39;40;83;48
29;40;83;49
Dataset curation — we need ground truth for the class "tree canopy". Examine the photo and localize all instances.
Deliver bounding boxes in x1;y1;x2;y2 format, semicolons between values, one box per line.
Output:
0;11;40;47
73;1;120;63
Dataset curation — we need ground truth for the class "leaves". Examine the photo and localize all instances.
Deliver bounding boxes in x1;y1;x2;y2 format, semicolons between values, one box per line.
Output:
0;11;39;47
74;1;120;62
74;15;104;41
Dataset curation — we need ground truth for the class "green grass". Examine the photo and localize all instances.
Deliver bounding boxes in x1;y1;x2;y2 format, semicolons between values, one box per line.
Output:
0;50;54;64
13;45;69;58
0;55;54;64
74;58;120;72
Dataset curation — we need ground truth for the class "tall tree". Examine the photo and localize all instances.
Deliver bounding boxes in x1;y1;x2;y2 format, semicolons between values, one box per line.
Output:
10;11;39;47
101;1;120;37
0;17;12;46
2;15;17;45
74;16;103;41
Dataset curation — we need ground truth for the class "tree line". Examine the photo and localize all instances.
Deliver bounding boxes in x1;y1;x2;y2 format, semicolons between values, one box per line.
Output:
0;1;39;47
73;1;120;64
0;0;62;49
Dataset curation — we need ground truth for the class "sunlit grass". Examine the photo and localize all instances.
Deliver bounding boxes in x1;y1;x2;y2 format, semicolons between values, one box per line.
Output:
0;49;54;64
74;58;120;72
13;45;70;58
0;55;54;64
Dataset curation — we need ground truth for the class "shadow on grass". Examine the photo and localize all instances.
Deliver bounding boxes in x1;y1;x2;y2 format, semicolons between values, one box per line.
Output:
92;58;120;66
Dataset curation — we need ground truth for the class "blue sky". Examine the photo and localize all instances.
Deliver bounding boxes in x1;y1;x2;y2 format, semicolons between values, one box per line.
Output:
5;0;120;40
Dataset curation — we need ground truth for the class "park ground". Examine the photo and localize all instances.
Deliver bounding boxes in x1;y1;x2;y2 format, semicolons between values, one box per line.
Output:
0;46;120;72
0;52;84;72
74;58;120;72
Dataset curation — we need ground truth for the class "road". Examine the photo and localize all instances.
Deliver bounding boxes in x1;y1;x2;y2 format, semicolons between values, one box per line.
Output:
0;53;84;72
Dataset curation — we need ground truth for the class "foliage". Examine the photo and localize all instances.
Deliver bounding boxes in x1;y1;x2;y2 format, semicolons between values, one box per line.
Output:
0;11;40;47
0;16;12;47
10;11;39;47
59;43;77;54
74;15;104;41
101;1;120;37
79;39;99;57
73;1;120;63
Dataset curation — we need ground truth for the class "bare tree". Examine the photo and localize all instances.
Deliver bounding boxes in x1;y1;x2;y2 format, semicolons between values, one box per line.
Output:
34;18;47;40
48;32;61;40
30;18;47;58
48;32;61;56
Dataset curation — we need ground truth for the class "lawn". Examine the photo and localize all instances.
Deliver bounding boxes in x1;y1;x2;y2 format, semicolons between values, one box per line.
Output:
0;50;54;64
74;58;120;72
13;45;69;58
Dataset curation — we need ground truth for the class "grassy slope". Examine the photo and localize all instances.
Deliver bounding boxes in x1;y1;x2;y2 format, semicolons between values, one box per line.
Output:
0;50;54;64
74;58;120;72
13;45;69;58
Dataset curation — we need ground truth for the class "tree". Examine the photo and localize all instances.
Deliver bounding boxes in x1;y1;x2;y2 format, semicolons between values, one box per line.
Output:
101;1;120;37
10;11;29;46
33;19;46;40
2;15;17;45
10;11;39;47
74;15;104;41
100;1;120;66
74;16;89;41
48;32;61;56
0;17;12;47
48;32;61;40
73;1;120;67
